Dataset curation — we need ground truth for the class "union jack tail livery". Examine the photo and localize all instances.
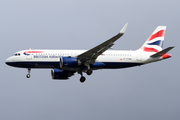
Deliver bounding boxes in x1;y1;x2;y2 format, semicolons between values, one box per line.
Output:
140;26;166;53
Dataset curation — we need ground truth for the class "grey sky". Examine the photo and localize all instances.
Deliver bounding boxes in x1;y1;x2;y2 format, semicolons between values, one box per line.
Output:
0;0;179;120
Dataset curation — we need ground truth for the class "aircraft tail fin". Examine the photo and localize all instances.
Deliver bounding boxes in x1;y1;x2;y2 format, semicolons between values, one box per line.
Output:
139;26;166;53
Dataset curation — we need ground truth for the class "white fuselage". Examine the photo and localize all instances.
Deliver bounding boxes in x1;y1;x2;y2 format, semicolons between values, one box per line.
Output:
5;49;162;70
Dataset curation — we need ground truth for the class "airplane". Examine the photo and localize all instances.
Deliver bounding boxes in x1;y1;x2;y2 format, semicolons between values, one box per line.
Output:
5;23;174;83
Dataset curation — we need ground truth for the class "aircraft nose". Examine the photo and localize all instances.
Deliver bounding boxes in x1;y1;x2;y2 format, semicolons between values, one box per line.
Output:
5;57;13;66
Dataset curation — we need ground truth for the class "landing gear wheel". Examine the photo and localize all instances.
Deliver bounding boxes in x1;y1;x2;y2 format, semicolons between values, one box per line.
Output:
26;68;31;78
87;69;93;75
80;76;86;83
26;74;31;78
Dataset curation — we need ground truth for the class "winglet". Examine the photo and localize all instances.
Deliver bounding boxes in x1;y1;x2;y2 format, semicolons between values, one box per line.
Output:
120;23;128;34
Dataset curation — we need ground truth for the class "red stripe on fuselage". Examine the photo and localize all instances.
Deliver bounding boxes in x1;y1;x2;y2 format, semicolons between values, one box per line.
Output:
144;47;159;52
148;30;165;41
25;51;44;53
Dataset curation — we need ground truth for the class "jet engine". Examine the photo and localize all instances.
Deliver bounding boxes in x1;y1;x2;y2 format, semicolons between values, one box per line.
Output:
51;69;74;79
60;57;82;68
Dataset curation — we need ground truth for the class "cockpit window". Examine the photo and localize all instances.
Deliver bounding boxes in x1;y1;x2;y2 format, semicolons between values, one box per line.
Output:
14;53;21;56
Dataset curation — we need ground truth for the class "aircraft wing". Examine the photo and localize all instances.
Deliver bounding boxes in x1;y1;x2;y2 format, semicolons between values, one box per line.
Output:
78;23;128;65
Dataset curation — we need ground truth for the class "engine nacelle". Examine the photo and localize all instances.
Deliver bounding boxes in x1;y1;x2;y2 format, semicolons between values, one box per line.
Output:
60;57;81;68
51;69;74;79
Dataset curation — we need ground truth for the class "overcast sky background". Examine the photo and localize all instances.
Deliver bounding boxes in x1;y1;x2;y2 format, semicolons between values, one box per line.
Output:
0;0;179;120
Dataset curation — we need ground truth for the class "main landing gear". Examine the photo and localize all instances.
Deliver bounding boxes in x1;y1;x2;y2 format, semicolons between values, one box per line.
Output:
80;76;86;83
86;69;93;75
78;71;86;83
78;69;93;83
26;68;31;78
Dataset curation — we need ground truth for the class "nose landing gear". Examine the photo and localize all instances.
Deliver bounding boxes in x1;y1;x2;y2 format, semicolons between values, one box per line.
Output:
26;68;31;78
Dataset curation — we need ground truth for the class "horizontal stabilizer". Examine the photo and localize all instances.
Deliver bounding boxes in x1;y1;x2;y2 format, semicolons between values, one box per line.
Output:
151;46;174;58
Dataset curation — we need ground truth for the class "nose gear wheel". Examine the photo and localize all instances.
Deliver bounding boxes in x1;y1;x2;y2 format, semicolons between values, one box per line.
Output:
26;68;31;78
